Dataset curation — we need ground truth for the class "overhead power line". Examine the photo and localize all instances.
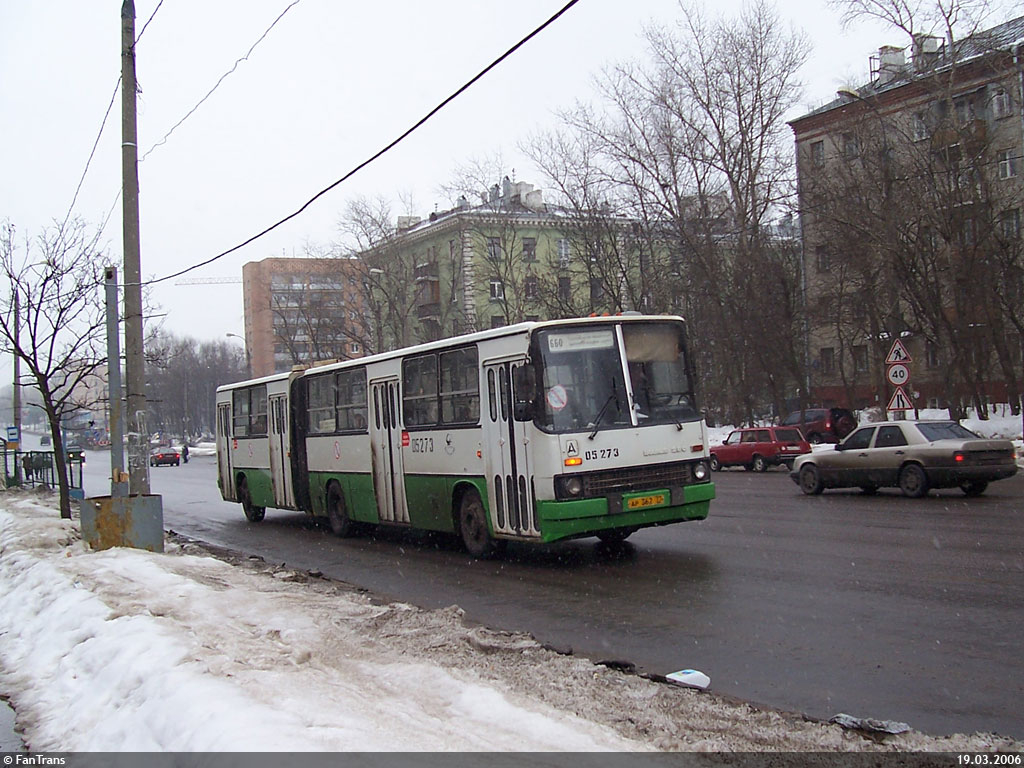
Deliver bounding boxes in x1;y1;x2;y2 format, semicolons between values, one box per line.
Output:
142;0;582;287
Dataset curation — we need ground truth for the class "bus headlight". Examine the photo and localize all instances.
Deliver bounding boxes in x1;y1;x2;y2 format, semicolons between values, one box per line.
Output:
555;475;585;499
693;461;709;481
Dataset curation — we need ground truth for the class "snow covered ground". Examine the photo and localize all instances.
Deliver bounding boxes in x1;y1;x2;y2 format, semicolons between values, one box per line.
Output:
1;492;1021;753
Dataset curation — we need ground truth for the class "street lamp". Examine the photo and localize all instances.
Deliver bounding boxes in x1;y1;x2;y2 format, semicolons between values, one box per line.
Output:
226;333;252;379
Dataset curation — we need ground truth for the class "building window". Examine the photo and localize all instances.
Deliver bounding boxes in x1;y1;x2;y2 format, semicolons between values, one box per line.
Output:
557;238;571;267
820;347;835;375
351;343;361;355
815;245;830;272
524;275;538;300
487;237;501;261
1000;209;1021;240
852;345;868;373
522;237;537;262
490;315;506;329
557;276;571;302
998;149;1018;180
926;341;940;369
954;96;974;124
993;88;1012;119
810;140;824;167
843;133;859;158
489;278;504;300
912;111;928;141
589;278;604;302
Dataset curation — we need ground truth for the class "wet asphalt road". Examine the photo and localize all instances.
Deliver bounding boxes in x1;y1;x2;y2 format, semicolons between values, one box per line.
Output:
80;452;1024;740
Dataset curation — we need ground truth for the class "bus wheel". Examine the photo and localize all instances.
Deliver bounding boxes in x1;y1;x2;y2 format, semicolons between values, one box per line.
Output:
327;482;355;537
239;478;265;522
459;489;498;558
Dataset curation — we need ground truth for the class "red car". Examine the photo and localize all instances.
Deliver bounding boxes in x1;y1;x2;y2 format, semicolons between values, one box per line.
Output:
779;407;857;444
710;426;812;472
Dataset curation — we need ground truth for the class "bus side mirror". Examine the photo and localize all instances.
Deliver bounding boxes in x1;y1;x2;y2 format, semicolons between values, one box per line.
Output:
512;366;536;422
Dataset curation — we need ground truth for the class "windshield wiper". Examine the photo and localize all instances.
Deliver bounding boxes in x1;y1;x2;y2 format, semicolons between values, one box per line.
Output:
588;392;617;440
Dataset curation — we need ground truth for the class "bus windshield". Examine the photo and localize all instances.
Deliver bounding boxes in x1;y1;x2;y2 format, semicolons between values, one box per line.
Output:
531;321;697;434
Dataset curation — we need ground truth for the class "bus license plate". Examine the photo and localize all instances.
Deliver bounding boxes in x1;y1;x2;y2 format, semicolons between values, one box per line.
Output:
626;493;667;510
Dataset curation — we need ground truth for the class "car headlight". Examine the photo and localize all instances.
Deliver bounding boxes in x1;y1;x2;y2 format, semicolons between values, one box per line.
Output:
565;477;584;496
693;461;709;481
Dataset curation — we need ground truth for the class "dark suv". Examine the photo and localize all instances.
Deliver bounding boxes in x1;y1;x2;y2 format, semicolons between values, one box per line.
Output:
780;407;856;444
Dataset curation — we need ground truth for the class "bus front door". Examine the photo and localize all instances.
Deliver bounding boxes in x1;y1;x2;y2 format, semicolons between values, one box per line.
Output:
370;378;409;524
217;403;235;501
483;359;538;538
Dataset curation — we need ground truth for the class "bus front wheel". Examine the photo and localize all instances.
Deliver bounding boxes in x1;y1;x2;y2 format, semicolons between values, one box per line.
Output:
239;477;265;522
459;489;499;558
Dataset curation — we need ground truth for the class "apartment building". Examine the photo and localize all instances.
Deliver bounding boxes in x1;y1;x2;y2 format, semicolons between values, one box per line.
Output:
242;257;365;378
790;17;1024;412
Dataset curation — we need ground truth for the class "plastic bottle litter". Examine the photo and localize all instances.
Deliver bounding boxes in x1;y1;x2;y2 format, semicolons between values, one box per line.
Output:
665;668;711;689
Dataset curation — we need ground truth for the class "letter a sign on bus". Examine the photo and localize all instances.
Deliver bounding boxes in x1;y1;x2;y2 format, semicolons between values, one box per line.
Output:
885;339;912;365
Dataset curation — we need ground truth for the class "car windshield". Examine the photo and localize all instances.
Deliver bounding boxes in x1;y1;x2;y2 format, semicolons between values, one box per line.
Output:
914;422;980;441
530;321;697;434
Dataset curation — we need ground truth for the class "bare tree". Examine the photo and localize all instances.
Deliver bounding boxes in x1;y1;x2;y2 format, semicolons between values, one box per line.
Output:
337;196;421;353
531;0;811;423
0;220;107;518
147;331;248;439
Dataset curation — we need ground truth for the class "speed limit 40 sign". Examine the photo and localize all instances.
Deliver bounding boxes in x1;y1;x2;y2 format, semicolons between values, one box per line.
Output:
886;363;910;386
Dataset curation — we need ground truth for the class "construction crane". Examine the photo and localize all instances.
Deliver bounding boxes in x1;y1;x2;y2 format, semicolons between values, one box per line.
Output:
174;277;242;286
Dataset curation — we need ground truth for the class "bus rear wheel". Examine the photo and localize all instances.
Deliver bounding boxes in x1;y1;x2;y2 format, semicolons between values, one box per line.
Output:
327;482;355;537
239;477;265;522
459;489;499;558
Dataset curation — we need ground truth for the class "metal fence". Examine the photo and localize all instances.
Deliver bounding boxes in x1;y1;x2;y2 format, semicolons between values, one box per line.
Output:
1;449;85;499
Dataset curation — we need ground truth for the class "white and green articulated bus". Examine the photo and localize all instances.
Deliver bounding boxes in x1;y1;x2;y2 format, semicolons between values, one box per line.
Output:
215;314;715;556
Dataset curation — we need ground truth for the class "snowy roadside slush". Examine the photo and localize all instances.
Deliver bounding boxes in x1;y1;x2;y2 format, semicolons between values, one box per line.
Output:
0;491;1019;753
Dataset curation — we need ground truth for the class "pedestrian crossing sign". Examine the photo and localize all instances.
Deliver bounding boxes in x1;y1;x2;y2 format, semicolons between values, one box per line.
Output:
887;385;912;412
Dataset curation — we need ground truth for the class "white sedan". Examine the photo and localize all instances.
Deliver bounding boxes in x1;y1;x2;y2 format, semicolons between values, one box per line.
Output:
790;420;1018;497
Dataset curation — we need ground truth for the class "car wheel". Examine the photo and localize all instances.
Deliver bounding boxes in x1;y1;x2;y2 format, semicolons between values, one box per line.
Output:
799;464;824;495
458;488;500;558
752;455;767;473
239;477;266;522
808;432;823;445
709;455;721;472
898;464;930;498
960;480;988;497
327;482;355;537
860;486;878;495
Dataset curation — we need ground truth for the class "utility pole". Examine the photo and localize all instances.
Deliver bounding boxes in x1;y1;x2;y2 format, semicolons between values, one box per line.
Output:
121;0;149;495
12;289;21;485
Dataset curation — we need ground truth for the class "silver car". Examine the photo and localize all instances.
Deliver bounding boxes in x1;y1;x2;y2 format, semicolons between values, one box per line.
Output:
790;420;1018;497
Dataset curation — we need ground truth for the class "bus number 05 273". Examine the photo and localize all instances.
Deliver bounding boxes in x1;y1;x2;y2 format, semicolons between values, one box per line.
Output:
584;448;619;460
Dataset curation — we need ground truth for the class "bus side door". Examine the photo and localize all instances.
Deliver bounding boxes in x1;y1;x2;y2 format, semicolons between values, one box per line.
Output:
369;377;410;524
217;402;235;501
268;394;294;508
483;359;538;538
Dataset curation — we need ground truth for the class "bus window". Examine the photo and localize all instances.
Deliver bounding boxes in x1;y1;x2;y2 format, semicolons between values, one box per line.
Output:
336;368;368;431
440;347;479;425
308;374;336;434
403;354;439;426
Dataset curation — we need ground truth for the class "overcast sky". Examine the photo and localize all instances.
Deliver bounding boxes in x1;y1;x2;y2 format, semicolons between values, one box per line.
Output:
0;0;992;353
